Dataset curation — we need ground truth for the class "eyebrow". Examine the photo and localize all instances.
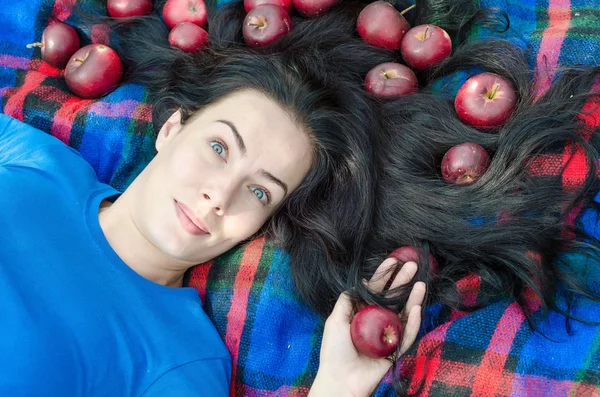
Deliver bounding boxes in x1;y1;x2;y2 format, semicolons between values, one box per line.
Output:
216;119;289;197
258;169;288;197
217;119;246;155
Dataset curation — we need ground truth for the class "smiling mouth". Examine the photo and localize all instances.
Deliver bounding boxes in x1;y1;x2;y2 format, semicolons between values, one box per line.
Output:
174;200;210;236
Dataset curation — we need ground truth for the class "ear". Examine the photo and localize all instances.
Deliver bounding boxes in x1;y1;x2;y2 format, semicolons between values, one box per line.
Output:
155;109;184;152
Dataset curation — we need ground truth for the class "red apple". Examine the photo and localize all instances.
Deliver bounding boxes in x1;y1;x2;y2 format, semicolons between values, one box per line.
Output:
168;22;209;52
107;0;153;18
350;305;403;359
65;44;123;99
243;4;292;47
357;1;410;50
441;142;491;185
27;23;80;68
364;62;417;98
292;0;337;17
244;0;293;13
389;246;439;274
162;0;207;29
400;24;452;70
454;72;517;129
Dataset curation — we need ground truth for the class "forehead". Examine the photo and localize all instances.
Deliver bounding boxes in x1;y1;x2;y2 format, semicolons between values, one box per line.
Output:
188;90;314;191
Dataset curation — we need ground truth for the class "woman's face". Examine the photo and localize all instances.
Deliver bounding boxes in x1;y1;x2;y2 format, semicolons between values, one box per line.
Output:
133;89;313;265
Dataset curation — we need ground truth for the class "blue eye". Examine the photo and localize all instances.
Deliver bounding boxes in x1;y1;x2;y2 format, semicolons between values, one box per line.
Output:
210;141;226;159
251;187;269;204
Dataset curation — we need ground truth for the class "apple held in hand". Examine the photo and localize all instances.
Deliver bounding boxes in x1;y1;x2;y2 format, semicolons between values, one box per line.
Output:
357;1;410;50
350;305;403;359
244;0;293;13
243;4;292;47
107;0;153;18
292;0;337;17
27;22;80;68
400;24;452;70
455;72;517;129
364;62;417;98
65;44;123;99
162;0;207;29
169;22;209;52
441;142;491;185
389;246;439;274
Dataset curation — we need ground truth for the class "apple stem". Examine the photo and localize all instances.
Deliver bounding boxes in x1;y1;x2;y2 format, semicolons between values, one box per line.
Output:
248;16;267;29
26;42;42;48
488;83;500;99
400;4;416;15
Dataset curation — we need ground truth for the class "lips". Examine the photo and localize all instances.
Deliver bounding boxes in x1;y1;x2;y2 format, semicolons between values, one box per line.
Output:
174;200;210;236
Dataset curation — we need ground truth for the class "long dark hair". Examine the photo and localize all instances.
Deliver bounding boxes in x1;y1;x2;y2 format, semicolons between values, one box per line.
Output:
74;0;406;317
352;38;600;397
360;38;600;315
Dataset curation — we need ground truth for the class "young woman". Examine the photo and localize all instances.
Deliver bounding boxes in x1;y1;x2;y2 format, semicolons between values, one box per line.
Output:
0;1;426;396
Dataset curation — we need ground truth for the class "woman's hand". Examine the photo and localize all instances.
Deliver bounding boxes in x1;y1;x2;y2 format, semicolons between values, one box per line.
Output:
308;258;426;397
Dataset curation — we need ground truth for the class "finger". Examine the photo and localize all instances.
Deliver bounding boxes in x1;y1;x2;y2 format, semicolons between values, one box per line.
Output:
329;292;353;323
387;261;418;291
367;257;398;293
402;281;427;318
399;305;422;355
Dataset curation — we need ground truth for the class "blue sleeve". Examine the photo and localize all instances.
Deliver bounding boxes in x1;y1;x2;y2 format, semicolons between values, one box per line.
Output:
142;359;231;397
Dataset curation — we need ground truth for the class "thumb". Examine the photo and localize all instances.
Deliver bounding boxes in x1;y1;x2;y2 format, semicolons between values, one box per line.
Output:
330;292;353;323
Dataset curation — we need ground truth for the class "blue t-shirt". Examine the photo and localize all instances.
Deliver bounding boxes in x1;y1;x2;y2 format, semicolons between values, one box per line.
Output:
0;114;231;396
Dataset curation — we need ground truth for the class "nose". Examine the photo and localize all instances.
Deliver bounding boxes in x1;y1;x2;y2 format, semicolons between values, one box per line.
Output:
201;188;232;216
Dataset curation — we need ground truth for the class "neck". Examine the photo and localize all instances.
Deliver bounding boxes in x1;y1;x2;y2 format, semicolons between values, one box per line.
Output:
98;195;192;288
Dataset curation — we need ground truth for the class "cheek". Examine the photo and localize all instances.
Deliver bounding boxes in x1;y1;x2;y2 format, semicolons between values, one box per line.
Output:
168;144;210;184
223;210;270;240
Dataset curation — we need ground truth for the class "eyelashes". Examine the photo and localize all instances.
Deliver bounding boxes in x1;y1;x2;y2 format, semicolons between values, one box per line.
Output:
210;139;228;159
250;186;271;205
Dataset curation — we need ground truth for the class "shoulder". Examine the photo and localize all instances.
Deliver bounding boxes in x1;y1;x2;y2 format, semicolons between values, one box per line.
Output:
0;114;87;169
142;358;232;397
0;114;102;187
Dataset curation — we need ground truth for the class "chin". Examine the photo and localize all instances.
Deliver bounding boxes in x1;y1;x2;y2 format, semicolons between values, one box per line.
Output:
148;224;200;262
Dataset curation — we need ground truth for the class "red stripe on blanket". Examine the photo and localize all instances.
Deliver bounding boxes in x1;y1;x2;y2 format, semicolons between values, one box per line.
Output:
471;303;525;396
435;360;513;394
3;72;46;121
187;260;213;304
132;102;153;123
32;60;62;77
51;96;93;144
449;274;481;321
532;0;571;100
51;0;77;22
578;91;600;129
225;237;266;396
408;322;451;395
562;141;588;190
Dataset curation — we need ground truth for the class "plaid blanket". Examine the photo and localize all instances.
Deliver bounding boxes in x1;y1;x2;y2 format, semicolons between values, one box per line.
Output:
1;0;600;396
